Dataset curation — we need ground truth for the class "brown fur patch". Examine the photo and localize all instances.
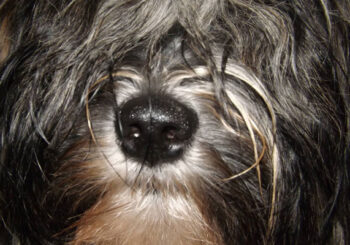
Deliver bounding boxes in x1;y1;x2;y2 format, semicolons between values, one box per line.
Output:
71;189;222;245
0;16;10;64
56;136;223;244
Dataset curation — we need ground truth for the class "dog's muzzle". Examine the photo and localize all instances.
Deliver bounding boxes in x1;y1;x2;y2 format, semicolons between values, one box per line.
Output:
116;95;198;166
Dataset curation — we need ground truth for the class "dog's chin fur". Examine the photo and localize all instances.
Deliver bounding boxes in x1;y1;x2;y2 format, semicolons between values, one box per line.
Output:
0;0;349;244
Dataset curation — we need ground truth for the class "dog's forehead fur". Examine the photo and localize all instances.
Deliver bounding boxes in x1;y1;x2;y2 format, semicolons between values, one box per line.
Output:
0;0;349;244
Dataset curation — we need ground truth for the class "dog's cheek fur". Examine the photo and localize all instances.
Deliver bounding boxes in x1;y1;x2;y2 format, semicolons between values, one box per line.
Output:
0;16;10;64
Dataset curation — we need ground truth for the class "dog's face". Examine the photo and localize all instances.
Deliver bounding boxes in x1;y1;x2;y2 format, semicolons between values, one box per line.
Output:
0;1;349;244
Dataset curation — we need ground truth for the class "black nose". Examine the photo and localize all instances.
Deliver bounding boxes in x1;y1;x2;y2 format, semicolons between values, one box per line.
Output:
116;95;198;166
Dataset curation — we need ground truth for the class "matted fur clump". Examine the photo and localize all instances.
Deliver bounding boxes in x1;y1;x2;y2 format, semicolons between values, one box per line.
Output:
0;0;349;244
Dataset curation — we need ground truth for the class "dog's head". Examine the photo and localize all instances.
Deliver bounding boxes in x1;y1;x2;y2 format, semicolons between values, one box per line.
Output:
0;1;349;244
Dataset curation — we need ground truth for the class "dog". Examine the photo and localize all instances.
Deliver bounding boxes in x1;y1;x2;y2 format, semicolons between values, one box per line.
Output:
0;0;349;244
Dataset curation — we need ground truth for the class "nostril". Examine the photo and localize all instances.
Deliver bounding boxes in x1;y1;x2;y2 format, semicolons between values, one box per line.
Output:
128;125;142;139
116;95;198;166
162;126;178;141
